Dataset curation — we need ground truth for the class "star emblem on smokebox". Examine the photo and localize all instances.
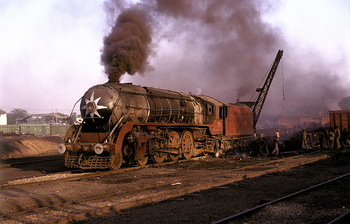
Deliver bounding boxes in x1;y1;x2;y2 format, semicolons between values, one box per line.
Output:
82;91;107;121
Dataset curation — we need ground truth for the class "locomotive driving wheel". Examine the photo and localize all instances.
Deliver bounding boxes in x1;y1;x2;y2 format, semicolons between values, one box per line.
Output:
136;155;148;166
110;152;123;170
148;139;167;164
181;130;194;160
168;153;180;162
150;153;167;164
167;131;180;162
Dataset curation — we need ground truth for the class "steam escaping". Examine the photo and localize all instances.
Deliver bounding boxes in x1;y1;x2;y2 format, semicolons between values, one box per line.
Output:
100;7;152;82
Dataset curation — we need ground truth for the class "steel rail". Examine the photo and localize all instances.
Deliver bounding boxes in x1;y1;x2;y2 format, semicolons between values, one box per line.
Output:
211;172;350;224
327;210;350;224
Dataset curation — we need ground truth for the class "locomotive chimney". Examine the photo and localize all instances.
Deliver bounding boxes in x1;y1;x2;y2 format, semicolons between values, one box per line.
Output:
107;78;120;83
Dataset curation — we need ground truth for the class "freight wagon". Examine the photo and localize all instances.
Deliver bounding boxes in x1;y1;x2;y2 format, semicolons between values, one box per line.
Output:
0;124;70;136
329;110;350;131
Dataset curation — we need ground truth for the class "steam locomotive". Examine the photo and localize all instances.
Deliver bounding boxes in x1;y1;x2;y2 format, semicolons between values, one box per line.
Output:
58;50;283;170
57;81;254;169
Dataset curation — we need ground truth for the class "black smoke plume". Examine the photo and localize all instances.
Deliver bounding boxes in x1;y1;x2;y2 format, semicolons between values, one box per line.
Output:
101;7;152;82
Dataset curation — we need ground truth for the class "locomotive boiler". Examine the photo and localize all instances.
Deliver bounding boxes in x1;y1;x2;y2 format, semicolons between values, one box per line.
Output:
58;50;283;170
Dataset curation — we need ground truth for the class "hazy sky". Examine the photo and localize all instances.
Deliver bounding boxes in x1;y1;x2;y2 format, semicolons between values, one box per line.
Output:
0;0;349;116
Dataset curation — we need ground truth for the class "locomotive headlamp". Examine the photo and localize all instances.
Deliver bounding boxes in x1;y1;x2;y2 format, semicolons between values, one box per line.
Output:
57;143;66;154
86;102;97;113
94;143;104;154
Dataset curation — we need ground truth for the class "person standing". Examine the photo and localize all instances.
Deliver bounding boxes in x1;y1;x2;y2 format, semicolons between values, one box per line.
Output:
301;129;308;150
272;129;280;156
319;130;325;149
329;128;335;150
324;128;330;149
334;126;341;150
341;128;348;148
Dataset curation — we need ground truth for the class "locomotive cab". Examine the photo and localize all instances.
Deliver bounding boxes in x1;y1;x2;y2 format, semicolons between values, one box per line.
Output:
193;95;225;135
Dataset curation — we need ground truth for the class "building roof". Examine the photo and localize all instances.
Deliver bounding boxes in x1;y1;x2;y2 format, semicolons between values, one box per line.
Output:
16;113;69;121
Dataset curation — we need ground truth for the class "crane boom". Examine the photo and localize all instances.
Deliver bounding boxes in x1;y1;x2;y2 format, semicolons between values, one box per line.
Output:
252;50;283;129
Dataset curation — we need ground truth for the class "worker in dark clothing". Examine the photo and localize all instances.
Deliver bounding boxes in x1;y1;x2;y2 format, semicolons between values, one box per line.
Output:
319;130;325;149
324;128;330;149
341;128;348;148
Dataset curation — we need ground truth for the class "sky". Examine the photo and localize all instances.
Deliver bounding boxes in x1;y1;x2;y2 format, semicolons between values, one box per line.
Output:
0;0;349;116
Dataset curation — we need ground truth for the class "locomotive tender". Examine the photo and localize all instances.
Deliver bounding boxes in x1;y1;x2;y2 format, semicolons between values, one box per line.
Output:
57;81;254;170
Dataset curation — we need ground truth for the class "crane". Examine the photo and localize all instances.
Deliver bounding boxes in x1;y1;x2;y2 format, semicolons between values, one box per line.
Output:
252;50;283;130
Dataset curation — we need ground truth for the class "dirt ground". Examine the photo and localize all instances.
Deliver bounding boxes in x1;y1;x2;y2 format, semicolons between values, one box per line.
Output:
0;135;63;160
1;136;350;224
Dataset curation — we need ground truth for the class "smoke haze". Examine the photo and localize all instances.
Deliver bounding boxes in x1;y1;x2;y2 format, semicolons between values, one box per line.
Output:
101;0;348;115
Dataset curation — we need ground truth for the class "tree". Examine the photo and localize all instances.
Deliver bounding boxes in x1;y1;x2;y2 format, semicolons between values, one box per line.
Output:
10;108;29;119
338;96;350;110
7;108;29;124
0;109;6;114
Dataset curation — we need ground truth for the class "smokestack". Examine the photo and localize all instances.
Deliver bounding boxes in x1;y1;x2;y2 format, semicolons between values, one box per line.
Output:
100;7;152;82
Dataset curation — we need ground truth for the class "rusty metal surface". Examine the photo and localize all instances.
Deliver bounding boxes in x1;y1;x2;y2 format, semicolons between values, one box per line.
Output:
225;105;254;136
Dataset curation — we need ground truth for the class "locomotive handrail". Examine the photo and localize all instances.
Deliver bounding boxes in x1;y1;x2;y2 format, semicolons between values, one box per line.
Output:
125;105;150;110
72;124;82;144
81;116;105;119
106;91;122;134
118;89;194;101
106;115;124;143
69;97;82;125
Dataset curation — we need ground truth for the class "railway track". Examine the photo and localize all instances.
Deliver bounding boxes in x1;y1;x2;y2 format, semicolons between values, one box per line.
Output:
212;172;350;224
0;156;209;189
0;155;64;168
0;154;69;181
83;150;348;224
0;152;317;190
0;152;329;223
